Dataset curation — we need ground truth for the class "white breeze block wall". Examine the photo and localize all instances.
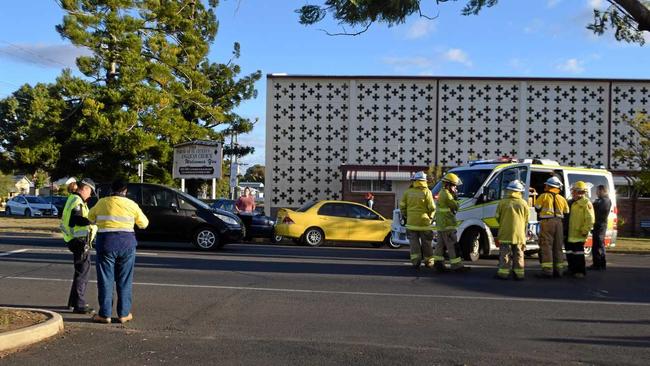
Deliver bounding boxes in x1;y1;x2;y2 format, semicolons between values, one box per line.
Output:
266;76;650;211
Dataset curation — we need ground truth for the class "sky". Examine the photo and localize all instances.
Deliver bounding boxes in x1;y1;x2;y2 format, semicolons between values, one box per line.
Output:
0;0;649;168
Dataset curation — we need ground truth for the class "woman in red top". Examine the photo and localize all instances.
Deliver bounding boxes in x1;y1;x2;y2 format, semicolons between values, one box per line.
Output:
235;187;256;213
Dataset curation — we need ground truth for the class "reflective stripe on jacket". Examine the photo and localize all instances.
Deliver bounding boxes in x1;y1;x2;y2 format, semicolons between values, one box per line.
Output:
535;189;569;219
399;180;435;231
568;196;595;242
88;196;149;232
60;194;92;242
435;188;459;231
496;191;529;245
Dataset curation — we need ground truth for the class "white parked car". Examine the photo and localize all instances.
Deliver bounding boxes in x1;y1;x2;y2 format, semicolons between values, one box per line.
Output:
5;195;58;217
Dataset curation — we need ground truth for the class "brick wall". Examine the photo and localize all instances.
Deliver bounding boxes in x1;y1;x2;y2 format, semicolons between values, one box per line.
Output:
616;198;650;236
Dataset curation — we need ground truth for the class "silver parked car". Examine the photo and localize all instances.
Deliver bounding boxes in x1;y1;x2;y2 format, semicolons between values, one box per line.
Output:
5;195;58;217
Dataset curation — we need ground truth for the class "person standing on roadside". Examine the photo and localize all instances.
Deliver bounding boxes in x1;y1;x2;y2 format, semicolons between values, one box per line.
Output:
535;176;570;278
235;187;256;213
88;179;148;324
60;178;97;314
566;181;595;278
495;180;529;281
432;173;470;273
365;192;375;210
590;185;611;271
399;171;436;269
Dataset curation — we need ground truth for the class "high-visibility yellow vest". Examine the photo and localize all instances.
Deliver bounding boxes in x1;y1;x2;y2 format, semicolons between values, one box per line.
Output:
60;194;91;242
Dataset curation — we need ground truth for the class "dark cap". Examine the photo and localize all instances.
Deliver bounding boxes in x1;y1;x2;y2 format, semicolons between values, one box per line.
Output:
79;178;96;193
111;178;129;193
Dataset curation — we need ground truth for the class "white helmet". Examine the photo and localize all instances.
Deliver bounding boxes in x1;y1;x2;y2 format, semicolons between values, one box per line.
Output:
544;176;563;189
412;171;427;181
506;180;525;192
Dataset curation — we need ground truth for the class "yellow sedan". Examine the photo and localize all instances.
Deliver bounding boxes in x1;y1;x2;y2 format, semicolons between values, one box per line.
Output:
275;200;393;247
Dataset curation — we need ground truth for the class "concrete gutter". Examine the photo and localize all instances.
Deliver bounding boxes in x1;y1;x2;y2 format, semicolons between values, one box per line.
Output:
0;307;64;352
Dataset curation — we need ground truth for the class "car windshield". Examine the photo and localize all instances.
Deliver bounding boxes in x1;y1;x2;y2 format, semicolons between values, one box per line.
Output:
296;200;318;212
175;190;210;210
431;169;492;198
26;196;47;204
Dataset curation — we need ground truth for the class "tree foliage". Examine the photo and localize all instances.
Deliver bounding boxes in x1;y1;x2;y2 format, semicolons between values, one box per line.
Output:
242;164;264;183
296;0;649;44
0;0;261;185
0;172;13;202
614;113;650;193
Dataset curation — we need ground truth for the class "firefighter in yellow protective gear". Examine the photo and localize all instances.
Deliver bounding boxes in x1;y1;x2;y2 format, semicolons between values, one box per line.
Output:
433;173;470;273
495;180;529;281
565;181;595;278
399;171;436;269
534;176;570;278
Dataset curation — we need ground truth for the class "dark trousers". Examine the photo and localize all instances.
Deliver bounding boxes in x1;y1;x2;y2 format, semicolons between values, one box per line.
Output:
67;239;91;309
565;241;586;275
592;225;607;269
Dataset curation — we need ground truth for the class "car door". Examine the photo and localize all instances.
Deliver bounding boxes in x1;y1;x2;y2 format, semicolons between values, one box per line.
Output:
177;193;204;240
482;164;531;233
140;185;183;241
16;196;27;215
346;204;389;242
316;203;350;241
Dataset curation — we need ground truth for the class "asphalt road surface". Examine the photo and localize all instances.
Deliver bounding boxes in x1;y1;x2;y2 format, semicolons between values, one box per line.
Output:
1;235;649;365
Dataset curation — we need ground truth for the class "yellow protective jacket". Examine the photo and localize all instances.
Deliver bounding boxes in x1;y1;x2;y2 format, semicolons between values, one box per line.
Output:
88;196;149;232
435;188;459;232
535;188;569;219
495;191;529;245
399;180;435;231
60;194;97;243
568;196;595;243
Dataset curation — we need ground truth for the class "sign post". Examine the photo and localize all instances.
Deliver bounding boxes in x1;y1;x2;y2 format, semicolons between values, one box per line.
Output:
173;141;223;196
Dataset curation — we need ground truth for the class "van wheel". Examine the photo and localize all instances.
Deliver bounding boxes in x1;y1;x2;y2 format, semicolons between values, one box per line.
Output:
460;228;482;262
193;227;220;251
583;245;592;257
303;227;324;247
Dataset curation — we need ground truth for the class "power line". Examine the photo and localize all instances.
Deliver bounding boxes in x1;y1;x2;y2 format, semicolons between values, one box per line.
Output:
0;39;71;68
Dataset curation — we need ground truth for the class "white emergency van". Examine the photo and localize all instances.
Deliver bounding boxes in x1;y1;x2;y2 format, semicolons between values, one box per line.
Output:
390;158;618;261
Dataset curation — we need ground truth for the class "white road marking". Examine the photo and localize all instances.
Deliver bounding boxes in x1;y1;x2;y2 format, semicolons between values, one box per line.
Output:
0;249;28;257
5;275;650;307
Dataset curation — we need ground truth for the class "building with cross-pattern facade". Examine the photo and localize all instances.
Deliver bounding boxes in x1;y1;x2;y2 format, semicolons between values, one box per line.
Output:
265;75;650;235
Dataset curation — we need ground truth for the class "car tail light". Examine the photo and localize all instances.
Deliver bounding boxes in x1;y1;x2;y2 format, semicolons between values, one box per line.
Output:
283;216;294;225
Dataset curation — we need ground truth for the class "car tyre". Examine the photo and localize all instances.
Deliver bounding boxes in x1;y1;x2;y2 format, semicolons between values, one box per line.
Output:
385;234;401;249
583;245;592;257
193;227;220;251
24;208;31;217
5;207;11;216
460;228;483;262
271;235;283;244
303;227;324;247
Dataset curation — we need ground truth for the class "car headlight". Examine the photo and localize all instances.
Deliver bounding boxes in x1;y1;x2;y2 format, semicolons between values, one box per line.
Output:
214;213;240;226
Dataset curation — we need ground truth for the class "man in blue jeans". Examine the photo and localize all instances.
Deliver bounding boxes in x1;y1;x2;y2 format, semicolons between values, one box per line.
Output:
88;179;148;324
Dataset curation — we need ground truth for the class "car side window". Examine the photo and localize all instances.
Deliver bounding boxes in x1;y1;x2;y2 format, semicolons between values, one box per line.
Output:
125;185;141;204
178;195;196;210
318;203;347;218
485;173;502;202
347;204;380;220
142;187;177;208
18;197;26;204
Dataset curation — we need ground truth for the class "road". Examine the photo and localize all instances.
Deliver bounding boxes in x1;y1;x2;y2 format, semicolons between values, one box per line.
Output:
1;235;649;365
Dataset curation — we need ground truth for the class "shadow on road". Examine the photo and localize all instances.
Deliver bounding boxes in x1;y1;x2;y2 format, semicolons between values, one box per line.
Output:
552;318;650;325
534;336;650;348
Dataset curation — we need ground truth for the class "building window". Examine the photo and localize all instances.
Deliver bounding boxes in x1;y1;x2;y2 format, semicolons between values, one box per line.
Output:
350;180;392;192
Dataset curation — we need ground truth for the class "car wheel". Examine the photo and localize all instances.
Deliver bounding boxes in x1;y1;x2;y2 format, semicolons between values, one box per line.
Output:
271;235;283;244
460;228;482;262
24;208;31;217
303;227;324;247
193;227;220;251
5;207;11;216
583;245;592;257
385;234;401;249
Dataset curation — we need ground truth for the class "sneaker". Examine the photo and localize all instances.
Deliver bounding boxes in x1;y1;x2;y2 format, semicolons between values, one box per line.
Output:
72;306;95;315
92;314;111;324
117;313;133;324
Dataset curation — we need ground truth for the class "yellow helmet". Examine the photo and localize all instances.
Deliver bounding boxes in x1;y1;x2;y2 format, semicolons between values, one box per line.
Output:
572;181;589;192
441;173;462;186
